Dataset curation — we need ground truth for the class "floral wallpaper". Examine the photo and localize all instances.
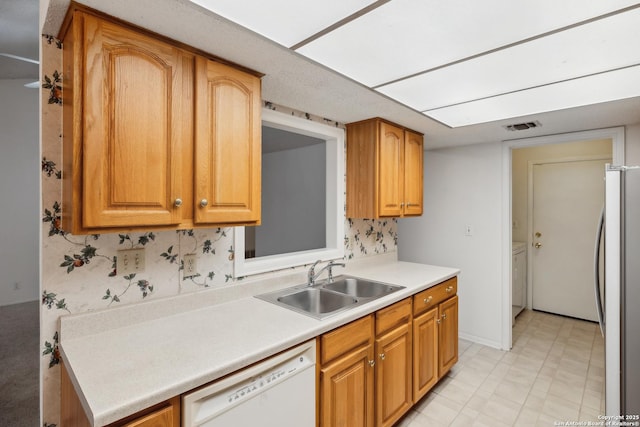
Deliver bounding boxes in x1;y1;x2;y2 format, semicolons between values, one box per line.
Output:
39;35;397;426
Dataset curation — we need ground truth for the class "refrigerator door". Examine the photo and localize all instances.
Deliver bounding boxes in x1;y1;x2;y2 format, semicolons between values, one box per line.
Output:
622;167;640;415
605;167;621;416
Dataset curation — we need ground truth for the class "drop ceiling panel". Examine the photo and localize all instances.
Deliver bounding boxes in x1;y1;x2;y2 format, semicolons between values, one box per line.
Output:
377;8;640;111
426;65;640;127
297;0;640;87
188;0;377;47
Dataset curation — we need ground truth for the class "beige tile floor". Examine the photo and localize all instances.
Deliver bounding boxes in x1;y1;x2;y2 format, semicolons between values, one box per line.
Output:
399;309;605;426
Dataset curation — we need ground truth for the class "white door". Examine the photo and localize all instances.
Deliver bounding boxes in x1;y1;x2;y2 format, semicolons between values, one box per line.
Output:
531;159;609;321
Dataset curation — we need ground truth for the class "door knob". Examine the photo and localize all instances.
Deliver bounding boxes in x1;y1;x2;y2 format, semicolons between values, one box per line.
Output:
535;232;542;238
535;242;542;248
200;199;208;208
174;198;183;207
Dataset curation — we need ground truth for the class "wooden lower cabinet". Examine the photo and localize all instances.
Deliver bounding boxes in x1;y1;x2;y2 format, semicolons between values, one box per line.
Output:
375;321;412;427
438;295;459;378
412;307;438;401
320;344;375;427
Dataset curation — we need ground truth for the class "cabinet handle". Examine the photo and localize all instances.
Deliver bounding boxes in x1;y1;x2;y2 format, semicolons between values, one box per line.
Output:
200;199;208;208
379;353;385;361
442;313;447;320
436;318;442;325
174;198;183;207
423;296;433;304
445;286;454;293
369;360;375;367
400;202;404;208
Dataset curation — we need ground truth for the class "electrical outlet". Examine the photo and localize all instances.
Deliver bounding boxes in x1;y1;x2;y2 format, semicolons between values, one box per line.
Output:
183;253;198;278
117;248;146;275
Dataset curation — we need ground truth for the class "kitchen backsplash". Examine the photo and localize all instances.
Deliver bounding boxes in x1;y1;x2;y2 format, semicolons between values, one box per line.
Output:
40;36;397;425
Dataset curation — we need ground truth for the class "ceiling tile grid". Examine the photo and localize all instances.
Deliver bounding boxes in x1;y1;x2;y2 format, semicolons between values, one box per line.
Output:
189;0;640;128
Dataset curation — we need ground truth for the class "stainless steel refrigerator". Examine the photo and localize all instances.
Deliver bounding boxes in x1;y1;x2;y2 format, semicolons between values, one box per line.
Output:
596;165;640;416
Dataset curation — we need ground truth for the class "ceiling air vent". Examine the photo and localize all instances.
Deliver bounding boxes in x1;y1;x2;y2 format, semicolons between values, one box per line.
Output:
504;121;542;131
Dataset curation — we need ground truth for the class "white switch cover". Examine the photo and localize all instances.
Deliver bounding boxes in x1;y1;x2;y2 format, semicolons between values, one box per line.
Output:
183;253;198;278
117;248;146;275
465;225;473;236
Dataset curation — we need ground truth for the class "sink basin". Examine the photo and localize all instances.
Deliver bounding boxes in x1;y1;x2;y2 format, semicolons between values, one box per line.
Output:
256;275;404;319
320;277;404;298
276;288;358;318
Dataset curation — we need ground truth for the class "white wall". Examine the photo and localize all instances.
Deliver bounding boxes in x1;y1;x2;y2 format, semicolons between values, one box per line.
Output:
398;142;504;348
626;124;640;164
0;79;39;305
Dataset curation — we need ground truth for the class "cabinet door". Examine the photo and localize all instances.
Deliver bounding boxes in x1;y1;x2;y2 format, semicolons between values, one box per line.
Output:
438;296;459;378
118;403;177;427
377;122;404;217
403;130;423;216
375;323;412;427
194;57;261;225
320;345;375;427
81;14;190;228
413;307;438;402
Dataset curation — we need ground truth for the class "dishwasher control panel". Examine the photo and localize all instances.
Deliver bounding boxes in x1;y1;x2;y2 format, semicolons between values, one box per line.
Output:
182;340;316;426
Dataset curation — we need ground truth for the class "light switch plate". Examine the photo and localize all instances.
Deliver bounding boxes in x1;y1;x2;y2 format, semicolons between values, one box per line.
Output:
117;248;146;275
183;253;198;278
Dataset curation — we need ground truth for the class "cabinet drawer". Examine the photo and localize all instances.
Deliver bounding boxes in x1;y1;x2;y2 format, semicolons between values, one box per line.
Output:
321;315;374;365
375;298;412;336
413;277;457;316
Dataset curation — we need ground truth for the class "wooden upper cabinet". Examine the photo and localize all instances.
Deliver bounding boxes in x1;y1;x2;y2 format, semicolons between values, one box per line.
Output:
61;8;261;234
377;122;404;217
403;130;424;216
346;118;423;218
78;14;190;229
194;57;261;225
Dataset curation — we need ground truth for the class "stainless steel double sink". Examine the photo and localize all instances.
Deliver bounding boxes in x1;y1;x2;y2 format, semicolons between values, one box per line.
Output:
256;276;404;319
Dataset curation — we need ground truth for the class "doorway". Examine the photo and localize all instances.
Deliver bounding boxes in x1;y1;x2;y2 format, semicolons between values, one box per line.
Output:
530;157;610;321
503;127;624;350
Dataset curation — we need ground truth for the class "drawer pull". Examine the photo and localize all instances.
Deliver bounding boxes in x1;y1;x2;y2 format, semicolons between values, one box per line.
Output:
445;286;454;293
423;296;433;304
436;318;442;325
369;360;375;367
379;353;385;361
442;313;447;320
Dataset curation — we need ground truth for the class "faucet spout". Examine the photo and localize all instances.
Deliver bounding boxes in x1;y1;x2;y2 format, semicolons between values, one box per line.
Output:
307;260;346;286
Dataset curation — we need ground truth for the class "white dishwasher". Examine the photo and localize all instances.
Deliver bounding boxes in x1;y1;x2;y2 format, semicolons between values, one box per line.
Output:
182;340;316;426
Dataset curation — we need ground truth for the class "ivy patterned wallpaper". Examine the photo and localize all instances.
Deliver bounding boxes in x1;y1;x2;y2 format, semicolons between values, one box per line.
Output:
40;35;397;426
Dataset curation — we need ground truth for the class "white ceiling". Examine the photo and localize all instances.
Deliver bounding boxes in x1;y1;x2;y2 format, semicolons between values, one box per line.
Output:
34;0;640;148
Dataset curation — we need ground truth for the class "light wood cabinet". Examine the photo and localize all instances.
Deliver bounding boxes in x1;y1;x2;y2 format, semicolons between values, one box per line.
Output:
61;8;261;234
194;57;261;225
412;277;459;402
438;295;459;378
412;307;438;401
374;299;413;427
319;316;375;427
346;118;423;219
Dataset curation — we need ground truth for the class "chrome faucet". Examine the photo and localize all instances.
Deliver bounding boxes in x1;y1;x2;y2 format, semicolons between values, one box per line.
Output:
307;260;346;286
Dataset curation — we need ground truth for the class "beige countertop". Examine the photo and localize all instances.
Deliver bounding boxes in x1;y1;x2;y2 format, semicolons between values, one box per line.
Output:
59;253;459;426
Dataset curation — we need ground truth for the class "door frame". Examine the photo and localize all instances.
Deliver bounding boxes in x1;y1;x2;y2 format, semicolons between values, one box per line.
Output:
527;155;612;312
501;127;624;349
